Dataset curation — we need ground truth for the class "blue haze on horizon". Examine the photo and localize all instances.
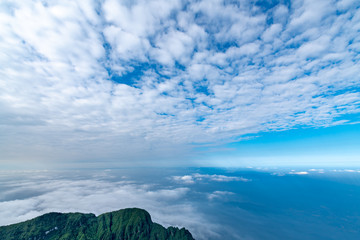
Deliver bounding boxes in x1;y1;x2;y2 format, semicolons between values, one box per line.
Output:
0;0;360;168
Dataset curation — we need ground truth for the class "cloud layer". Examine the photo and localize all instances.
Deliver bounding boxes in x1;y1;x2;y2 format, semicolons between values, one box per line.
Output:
0;0;359;165
2;168;359;239
0;170;222;239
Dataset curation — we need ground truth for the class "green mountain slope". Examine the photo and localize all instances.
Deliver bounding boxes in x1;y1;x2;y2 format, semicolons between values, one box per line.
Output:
0;208;194;240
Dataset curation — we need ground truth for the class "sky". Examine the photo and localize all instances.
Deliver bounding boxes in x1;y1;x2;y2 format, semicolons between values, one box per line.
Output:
0;0;360;168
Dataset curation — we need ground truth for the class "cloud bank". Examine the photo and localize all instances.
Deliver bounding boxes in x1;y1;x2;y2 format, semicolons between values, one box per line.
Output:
0;171;220;239
0;0;359;165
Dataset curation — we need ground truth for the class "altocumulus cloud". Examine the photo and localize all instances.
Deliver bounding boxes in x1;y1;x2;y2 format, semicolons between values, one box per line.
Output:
0;0;360;165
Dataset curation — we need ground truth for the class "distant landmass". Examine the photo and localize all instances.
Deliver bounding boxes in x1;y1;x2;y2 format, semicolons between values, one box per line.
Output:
0;208;194;240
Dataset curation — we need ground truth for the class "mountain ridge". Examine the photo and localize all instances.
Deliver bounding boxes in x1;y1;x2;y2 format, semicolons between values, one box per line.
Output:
0;208;194;240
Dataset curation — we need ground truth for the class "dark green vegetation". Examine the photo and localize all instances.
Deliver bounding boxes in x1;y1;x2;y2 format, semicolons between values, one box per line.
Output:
0;208;194;240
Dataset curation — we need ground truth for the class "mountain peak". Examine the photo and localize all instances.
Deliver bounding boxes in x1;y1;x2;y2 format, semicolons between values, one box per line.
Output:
0;208;194;240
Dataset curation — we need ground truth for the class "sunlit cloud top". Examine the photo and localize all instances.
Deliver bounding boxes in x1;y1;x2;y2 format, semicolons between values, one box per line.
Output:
1;0;359;166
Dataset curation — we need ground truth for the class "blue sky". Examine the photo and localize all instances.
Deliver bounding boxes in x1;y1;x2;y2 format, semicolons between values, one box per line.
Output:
196;123;360;167
0;0;359;168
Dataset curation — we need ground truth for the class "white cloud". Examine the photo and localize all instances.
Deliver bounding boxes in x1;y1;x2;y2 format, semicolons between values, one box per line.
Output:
308;169;325;173
103;0;181;37
297;35;331;59
152;30;194;65
289;171;309;175
172;175;195;184
0;0;359;166
288;0;335;31
173;173;250;184
103;25;150;61
272;5;289;24
207;191;234;201
262;24;282;42
0;173;218;239
337;0;360;10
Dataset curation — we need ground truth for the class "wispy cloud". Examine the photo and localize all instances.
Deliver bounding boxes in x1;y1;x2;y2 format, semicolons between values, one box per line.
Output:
0;0;359;165
207;191;235;201
289;171;309;175
172;173;250;184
